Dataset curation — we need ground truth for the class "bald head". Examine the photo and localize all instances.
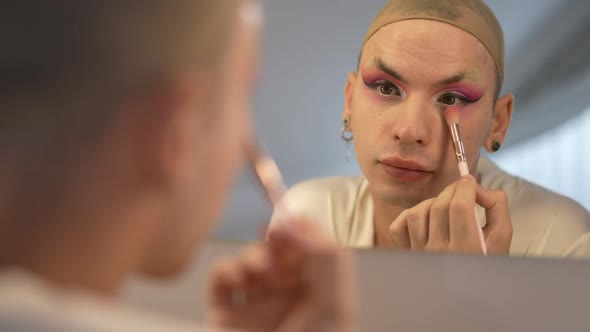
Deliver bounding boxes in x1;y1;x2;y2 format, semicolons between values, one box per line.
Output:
358;0;504;98
0;0;239;165
0;1;238;94
0;1;262;284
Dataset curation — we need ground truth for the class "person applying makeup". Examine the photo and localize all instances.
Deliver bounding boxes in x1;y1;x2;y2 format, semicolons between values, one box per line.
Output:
0;1;356;332
271;0;590;257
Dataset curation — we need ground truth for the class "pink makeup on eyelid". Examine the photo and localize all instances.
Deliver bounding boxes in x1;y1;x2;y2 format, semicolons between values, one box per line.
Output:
361;68;484;103
438;83;484;101
361;69;402;86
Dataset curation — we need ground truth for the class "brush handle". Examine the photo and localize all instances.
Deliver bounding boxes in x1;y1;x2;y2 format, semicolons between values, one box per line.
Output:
473;208;487;255
458;161;469;176
458;161;488;255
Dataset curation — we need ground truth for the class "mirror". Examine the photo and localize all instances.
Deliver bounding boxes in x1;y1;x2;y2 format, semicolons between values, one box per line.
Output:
213;0;590;259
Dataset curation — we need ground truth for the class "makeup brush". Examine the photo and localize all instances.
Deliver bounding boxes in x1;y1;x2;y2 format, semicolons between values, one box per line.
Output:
245;140;287;207
228;140;292;307
244;139;298;233
443;107;469;176
443;106;487;255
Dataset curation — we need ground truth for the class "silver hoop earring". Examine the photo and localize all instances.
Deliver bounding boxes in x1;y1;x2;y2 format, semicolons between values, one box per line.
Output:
340;118;353;162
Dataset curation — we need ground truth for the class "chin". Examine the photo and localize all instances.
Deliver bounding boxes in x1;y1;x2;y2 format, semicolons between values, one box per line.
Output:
376;188;428;208
367;165;452;206
370;178;439;208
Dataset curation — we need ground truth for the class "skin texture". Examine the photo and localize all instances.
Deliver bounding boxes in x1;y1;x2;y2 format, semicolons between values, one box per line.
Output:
342;20;513;252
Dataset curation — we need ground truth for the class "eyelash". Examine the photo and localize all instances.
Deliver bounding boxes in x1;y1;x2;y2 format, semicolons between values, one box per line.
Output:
365;80;479;106
438;93;477;106
365;80;402;97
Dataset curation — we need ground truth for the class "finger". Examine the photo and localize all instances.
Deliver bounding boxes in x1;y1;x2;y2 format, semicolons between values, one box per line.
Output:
266;219;355;332
208;257;246;307
238;244;272;278
266;219;307;264
477;187;512;252
406;199;434;251
267;218;349;290
267;218;340;280
427;182;459;250
389;209;411;248
266;226;304;288
448;176;480;250
230;246;277;304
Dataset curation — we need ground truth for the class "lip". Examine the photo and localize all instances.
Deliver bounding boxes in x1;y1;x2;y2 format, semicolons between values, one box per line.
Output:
379;157;433;182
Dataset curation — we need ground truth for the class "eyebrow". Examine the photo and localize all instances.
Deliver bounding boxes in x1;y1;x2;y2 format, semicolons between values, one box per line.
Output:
374;58;408;84
372;57;480;88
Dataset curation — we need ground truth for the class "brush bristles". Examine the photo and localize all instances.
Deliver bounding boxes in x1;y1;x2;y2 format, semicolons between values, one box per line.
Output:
443;106;461;126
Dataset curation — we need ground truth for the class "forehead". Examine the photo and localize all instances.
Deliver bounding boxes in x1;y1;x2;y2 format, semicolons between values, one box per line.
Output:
362;20;496;84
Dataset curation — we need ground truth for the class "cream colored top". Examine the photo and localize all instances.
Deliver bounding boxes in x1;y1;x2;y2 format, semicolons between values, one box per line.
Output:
0;270;218;332
274;156;590;257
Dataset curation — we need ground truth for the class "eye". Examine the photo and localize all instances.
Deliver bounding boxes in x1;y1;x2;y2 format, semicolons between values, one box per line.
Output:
440;94;456;105
368;81;401;96
438;93;471;106
378;82;395;95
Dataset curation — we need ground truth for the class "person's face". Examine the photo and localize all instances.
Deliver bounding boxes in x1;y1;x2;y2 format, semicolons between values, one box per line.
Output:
344;20;510;207
142;1;263;276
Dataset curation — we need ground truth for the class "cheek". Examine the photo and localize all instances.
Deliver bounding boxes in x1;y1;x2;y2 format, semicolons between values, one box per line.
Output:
350;96;383;144
210;101;247;189
459;106;493;153
192;89;250;225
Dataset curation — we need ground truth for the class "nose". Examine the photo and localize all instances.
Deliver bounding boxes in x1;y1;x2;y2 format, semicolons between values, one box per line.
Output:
389;95;434;146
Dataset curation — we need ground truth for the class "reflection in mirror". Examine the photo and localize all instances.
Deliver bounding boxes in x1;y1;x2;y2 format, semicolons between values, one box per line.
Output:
214;0;590;259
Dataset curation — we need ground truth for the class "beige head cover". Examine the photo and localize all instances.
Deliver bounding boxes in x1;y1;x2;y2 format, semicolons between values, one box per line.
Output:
364;0;505;84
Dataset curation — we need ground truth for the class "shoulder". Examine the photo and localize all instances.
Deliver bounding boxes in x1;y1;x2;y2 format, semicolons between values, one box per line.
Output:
0;271;206;332
480;155;589;223
478;156;590;254
271;176;367;235
511;178;590;234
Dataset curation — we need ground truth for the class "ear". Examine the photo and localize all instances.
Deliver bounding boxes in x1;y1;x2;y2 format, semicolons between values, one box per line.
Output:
342;71;357;129
485;93;514;152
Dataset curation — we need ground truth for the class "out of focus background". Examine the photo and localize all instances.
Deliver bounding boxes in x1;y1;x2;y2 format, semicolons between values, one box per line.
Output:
213;0;590;241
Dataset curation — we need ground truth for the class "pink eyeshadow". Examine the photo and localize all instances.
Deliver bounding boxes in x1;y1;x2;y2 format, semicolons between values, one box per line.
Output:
436;83;484;102
361;69;404;87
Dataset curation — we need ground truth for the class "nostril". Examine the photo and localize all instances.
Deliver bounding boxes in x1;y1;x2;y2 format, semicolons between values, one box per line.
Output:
417;139;424;144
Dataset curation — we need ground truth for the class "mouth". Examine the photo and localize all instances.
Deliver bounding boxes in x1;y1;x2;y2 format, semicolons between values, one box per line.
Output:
378;157;433;182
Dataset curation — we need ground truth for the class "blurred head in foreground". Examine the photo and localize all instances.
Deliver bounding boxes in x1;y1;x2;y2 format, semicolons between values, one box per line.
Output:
0;0;262;293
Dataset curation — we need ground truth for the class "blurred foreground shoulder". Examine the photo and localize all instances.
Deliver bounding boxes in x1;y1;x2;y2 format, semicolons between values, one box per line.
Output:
0;271;215;332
